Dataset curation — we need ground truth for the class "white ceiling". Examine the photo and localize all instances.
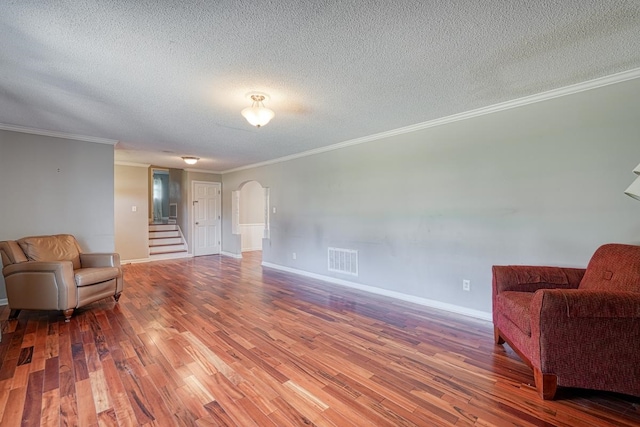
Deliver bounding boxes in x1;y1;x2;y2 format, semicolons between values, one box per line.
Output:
2;1;640;172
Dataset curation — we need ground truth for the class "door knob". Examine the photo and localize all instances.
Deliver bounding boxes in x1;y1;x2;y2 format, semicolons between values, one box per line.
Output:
195;222;199;225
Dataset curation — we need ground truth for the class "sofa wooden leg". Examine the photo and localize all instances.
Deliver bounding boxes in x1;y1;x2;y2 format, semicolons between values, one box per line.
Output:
62;309;74;323
494;326;505;345
114;292;122;303
9;309;21;320
534;368;558;400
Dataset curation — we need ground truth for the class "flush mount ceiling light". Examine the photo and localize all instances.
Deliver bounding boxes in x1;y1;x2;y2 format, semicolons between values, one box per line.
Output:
241;93;275;128
182;156;199;165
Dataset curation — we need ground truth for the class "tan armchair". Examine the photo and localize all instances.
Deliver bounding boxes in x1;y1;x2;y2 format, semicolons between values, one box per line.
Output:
0;234;123;322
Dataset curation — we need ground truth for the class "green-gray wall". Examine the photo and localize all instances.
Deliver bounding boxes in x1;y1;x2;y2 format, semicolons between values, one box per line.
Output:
0;130;115;299
221;78;640;315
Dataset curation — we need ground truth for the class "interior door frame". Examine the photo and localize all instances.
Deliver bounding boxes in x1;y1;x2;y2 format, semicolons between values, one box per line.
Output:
191;180;221;256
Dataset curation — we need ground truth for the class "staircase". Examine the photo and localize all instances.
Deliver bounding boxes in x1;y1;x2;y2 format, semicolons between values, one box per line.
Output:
149;224;188;260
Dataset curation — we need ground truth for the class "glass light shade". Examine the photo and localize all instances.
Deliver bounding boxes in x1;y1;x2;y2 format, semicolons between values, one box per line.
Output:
182;157;199;165
625;176;640;201
241;105;275;127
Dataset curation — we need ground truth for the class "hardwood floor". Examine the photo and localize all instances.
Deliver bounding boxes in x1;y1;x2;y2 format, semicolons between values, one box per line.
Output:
0;251;638;426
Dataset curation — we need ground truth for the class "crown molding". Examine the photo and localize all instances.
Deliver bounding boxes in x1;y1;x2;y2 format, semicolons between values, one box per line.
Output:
115;161;151;168
222;67;640;174
185;168;223;174
0;123;118;145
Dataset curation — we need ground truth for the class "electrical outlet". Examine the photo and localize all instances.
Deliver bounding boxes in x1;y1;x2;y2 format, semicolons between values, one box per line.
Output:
463;279;471;291
292;252;297;260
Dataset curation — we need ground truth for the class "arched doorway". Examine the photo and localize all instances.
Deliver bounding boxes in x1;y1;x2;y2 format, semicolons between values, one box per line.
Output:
233;180;269;259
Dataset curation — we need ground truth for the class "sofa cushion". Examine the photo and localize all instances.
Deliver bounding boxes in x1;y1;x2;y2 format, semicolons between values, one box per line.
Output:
579;244;640;292
74;267;120;287
495;291;534;336
18;234;82;270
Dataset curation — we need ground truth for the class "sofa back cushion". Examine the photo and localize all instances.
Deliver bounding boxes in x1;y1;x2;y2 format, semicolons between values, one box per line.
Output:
17;234;82;270
579;243;640;292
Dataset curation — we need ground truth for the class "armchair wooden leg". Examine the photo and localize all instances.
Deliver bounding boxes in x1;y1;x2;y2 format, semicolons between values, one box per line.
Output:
534;368;558;400
62;309;74;323
114;292;122;303
494;326;505;345
9;309;21;320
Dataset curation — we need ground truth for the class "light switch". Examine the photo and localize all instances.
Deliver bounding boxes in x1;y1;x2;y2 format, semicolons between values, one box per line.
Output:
272;207;277;214
132;206;137;212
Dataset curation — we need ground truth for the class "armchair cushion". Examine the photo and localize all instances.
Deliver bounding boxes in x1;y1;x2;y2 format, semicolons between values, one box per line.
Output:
74;267;121;287
17;234;82;269
494;291;534;335
579;243;640;292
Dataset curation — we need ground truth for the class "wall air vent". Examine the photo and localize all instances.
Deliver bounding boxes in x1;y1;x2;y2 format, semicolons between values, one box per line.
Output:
328;247;358;276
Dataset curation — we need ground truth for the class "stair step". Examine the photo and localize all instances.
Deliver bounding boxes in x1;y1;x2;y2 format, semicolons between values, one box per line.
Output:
148;224;187;257
149;251;191;261
150;231;180;238
150;243;187;255
149;224;179;232
149;237;183;246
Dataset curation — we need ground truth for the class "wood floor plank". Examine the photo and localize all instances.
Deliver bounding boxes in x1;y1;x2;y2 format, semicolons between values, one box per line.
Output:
59;393;79;427
0;251;638;426
40;389;60;427
2;386;27;426
76;378;98;426
21;369;44;426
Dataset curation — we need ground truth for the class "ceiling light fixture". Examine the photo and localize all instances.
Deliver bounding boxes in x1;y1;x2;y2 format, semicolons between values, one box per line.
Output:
241;93;274;128
182;156;199;165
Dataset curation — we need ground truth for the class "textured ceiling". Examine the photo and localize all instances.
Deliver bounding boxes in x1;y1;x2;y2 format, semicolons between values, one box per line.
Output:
1;1;640;172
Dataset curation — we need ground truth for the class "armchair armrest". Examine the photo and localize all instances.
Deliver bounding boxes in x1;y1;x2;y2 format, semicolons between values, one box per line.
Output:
2;261;77;310
80;253;121;268
492;265;585;294
529;288;640;390
532;289;640;319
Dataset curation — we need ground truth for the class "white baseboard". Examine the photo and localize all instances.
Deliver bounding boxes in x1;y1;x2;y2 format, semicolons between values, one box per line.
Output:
241;246;262;252
261;262;492;321
221;251;243;259
0;298;7;306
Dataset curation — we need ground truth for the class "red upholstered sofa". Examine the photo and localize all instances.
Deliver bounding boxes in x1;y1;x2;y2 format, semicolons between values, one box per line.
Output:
492;243;640;399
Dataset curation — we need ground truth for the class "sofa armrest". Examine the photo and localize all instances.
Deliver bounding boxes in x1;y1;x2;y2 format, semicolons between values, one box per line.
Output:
80;253;121;268
492;265;585;295
2;261;77;310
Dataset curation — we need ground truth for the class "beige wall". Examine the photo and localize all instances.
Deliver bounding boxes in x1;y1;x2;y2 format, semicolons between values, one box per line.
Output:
115;164;149;261
113;167;223;259
0;130;115;300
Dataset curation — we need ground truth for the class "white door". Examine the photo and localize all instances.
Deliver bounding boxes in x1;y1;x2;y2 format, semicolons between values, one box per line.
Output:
193;181;221;256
